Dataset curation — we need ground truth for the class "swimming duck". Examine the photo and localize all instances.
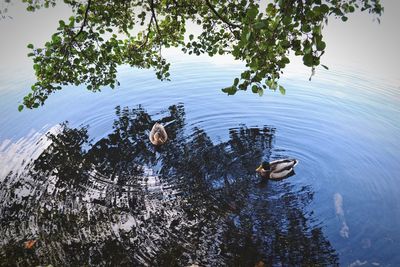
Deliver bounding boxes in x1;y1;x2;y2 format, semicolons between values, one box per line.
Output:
149;122;168;145
256;159;298;180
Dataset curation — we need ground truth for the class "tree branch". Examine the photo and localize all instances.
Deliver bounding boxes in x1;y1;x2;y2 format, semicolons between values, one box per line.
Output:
71;0;92;43
70;0;92;43
58;0;91;60
204;0;241;29
139;16;154;49
78;0;92;36
150;0;161;37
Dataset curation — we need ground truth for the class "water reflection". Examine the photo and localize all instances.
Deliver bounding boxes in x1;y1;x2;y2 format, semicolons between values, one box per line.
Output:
0;104;338;266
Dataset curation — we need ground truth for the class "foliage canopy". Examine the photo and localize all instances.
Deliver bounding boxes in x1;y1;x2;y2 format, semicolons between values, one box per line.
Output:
19;0;383;110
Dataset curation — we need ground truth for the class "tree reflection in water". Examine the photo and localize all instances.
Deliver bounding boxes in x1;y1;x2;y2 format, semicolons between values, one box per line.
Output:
0;104;338;266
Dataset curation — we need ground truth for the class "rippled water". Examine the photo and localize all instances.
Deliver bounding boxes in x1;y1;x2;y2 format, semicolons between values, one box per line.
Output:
0;57;399;266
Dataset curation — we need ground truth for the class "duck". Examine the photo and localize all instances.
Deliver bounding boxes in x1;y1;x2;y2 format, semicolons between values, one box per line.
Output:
149;122;168;145
256;158;298;180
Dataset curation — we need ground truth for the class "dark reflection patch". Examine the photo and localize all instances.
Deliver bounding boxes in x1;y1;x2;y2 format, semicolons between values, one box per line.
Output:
0;104;338;266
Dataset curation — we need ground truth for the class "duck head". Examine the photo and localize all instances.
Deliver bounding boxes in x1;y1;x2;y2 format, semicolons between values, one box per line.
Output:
256;162;271;171
153;132;167;145
256;162;271;178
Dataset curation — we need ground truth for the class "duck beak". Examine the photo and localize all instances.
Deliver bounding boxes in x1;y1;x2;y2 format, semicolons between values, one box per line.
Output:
256;165;263;172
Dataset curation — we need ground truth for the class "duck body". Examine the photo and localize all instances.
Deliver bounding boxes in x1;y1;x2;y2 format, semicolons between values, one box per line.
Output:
256;158;298;180
149;123;168;145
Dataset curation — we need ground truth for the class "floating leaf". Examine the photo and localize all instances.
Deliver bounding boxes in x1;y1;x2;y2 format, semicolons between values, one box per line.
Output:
24;240;37;249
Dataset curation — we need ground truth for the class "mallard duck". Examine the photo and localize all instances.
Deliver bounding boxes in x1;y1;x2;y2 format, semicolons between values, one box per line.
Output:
149;122;168;145
256;159;298;180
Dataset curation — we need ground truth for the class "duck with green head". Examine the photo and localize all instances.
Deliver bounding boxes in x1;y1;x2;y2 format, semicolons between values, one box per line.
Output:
256;158;298;180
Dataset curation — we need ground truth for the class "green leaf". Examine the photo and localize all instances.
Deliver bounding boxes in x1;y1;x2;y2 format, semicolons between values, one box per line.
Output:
258;88;263;96
247;6;258;19
279;85;286;95
266;79;277;90
313;25;322;35
301;24;311;32
246;31;251;41
27;44;34;49
18;105;24;112
241;71;250;80
282;16;291;25
266;3;276;16
320;4;329;14
316;40;326;51
254;21;266;29
303;53;314;67
222;86;237;95
251;85;258;93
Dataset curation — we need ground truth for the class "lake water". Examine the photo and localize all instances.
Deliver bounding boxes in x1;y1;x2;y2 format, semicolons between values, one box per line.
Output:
0;57;399;266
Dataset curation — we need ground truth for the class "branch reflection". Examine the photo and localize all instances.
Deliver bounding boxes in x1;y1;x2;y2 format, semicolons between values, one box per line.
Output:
0;104;338;266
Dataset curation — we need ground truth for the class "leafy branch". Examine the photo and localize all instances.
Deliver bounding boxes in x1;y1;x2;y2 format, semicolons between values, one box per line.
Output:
20;0;383;110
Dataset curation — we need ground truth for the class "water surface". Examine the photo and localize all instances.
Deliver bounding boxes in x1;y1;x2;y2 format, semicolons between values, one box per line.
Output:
0;58;399;266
